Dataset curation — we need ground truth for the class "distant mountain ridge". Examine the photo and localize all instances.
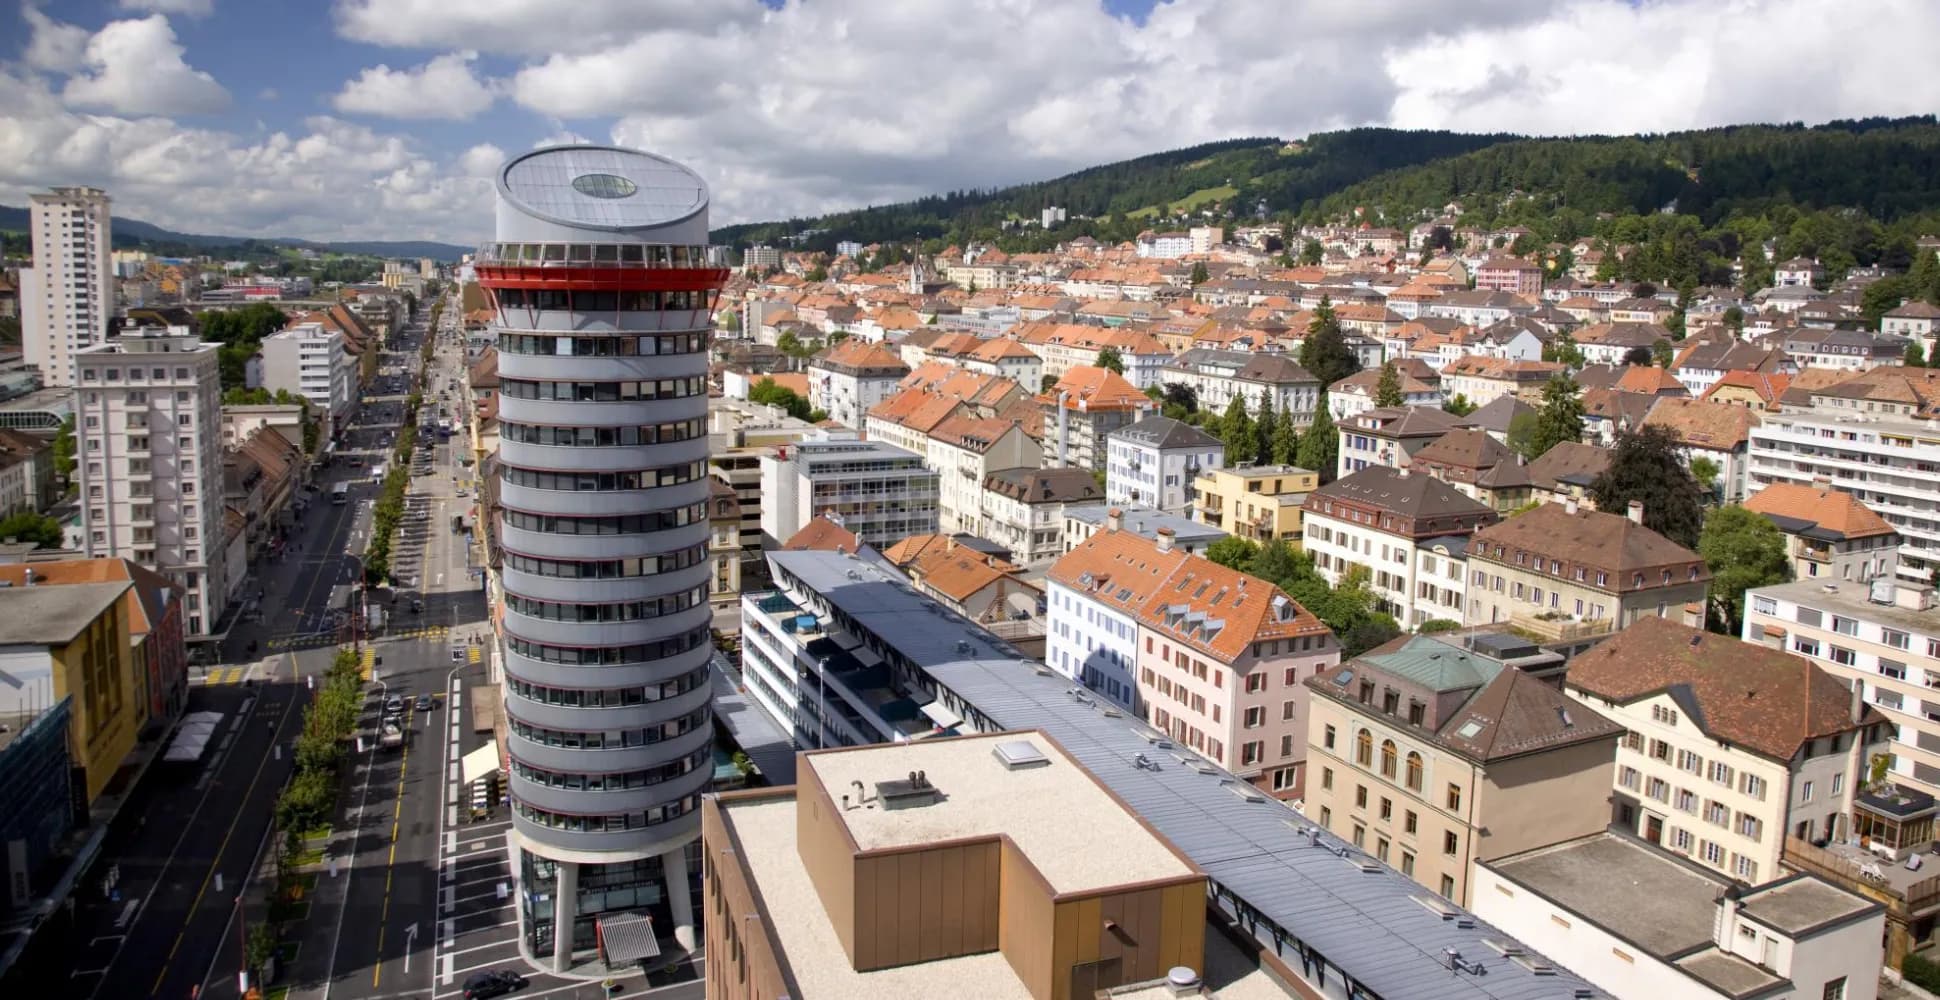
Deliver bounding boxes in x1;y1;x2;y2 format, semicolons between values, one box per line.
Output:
0;205;472;261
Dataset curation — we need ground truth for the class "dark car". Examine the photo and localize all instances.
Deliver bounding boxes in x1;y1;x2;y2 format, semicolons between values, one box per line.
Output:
463;970;526;999
415;693;434;712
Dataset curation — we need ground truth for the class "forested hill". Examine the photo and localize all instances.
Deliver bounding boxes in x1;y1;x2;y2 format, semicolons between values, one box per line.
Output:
1317;117;1940;228
714;118;1940;258
710;128;1519;253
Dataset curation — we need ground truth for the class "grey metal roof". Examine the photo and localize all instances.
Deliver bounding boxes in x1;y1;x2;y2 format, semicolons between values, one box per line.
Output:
498;145;708;231
1063;504;1226;543
767;547;1610;1000
1109;415;1222;450
710;653;797;785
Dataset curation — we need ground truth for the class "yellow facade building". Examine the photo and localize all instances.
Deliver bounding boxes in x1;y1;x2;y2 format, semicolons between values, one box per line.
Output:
1191;464;1318;545
0;581;143;802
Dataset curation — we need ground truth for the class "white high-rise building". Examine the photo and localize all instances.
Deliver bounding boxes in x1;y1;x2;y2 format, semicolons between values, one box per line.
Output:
259;322;354;437
480;145;729;967
74;324;227;637
19;186;114;387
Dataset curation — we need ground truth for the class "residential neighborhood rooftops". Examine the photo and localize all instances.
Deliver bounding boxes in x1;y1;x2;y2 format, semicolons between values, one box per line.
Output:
0;581;131;646
1469;502;1705;585
1306;466;1495;526
1109;414;1222;450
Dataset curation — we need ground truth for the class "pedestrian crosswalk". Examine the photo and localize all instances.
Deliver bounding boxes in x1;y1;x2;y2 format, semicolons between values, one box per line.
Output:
201;666;248;685
392;625;451;641
267;632;339;651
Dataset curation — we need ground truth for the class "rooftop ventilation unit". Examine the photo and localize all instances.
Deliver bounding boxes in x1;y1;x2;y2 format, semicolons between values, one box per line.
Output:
992;740;1050;771
1221;780;1266;803
875;770;940;809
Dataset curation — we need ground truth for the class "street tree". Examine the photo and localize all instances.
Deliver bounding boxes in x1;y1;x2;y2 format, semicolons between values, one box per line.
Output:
1588;424;1707;548
1374;361;1404;407
1697;505;1793;634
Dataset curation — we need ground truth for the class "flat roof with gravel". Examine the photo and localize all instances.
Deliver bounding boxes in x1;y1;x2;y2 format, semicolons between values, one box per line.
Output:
805;731;1192;894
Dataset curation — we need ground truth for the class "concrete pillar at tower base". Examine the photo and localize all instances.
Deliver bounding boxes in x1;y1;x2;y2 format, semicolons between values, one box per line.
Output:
664;846;696;952
553;859;578;972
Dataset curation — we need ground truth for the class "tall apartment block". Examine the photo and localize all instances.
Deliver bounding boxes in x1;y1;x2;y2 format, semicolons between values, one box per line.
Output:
477;145;730;967
1746;368;1940;584
74;325;227;637
259;322;355;438
19;186;114;387
758;433;940;549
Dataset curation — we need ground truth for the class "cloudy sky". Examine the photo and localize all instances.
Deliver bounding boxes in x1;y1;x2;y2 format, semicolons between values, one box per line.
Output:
4;0;1939;246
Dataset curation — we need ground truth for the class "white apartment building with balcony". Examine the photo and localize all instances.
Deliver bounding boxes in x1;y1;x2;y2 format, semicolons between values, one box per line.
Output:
19;186;114;388
74;325;227;637
1106;416;1224;516
1744;579;1940;798
259;322;354;438
758;433;939;550
1745;368;1940;584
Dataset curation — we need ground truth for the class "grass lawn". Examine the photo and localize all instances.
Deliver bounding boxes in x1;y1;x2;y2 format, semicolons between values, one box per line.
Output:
1126;185;1239;219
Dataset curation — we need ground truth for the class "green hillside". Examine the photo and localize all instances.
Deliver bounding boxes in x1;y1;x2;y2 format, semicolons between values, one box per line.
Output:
711;128;1519;253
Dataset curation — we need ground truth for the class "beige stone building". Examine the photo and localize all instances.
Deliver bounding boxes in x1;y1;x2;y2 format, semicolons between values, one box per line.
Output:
1566;617;1890;884
1462;499;1709;642
1304;632;1621;906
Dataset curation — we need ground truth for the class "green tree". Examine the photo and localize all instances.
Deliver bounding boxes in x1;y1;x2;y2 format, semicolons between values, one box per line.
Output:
1253;393;1278;466
1188;261;1210;286
804;266;828;282
1417;619;1463;634
749;377;813;421
1907;340;1928;368
1543;331;1585;368
0;511;63;548
1373;361;1404;407
1203;536;1261;573
1697;505;1793;634
1270;404;1302;465
1723;306;1745;333
1651;339;1676;368
1524;375;1585;460
51;413;77;486
1095;346;1125;374
1296;394;1338;482
1041;374;1060;393
1299;239;1323;266
1218;395;1254;464
1298;298;1361;388
1505;410;1541;462
1441;393;1477;417
1160;383;1198;413
1689;456;1721;494
1622;344;1655;367
1588;424;1706;549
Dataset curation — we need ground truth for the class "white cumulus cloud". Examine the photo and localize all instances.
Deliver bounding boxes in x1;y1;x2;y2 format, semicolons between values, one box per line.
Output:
332;51;497;120
22;4;91;72
62;15;230;115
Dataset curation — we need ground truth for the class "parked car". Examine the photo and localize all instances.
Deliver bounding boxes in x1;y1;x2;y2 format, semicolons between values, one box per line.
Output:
462;970;526;999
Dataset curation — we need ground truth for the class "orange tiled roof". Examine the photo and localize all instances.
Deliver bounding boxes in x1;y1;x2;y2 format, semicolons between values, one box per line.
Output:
781;516;861;553
1048;366;1152;412
1743;483;1896;540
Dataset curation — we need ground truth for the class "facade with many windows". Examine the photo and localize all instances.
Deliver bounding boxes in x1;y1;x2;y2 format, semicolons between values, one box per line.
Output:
75;325;227;637
1566;617;1889;883
1303;466;1497;630
480;145;729;968
1743;579;1940;801
757;433;939;550
19;186;113;388
1304;633;1618;906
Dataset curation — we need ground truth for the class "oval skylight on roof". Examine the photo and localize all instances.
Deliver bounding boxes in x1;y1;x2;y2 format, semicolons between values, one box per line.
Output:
571;173;638;199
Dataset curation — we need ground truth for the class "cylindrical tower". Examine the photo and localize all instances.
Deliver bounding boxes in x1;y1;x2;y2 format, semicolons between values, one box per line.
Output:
476;145;730;967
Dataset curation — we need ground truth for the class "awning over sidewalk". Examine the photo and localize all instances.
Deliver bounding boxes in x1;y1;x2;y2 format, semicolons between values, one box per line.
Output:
595;912;660;965
461;743;500;785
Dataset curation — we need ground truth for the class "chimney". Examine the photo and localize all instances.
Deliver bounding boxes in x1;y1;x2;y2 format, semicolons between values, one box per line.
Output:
1811;474;1831;489
1851;679;1865;725
1627;500;1644;526
1106;507;1123;532
1155;527;1175;553
1396;465;1409;478
1564;496;1578;515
